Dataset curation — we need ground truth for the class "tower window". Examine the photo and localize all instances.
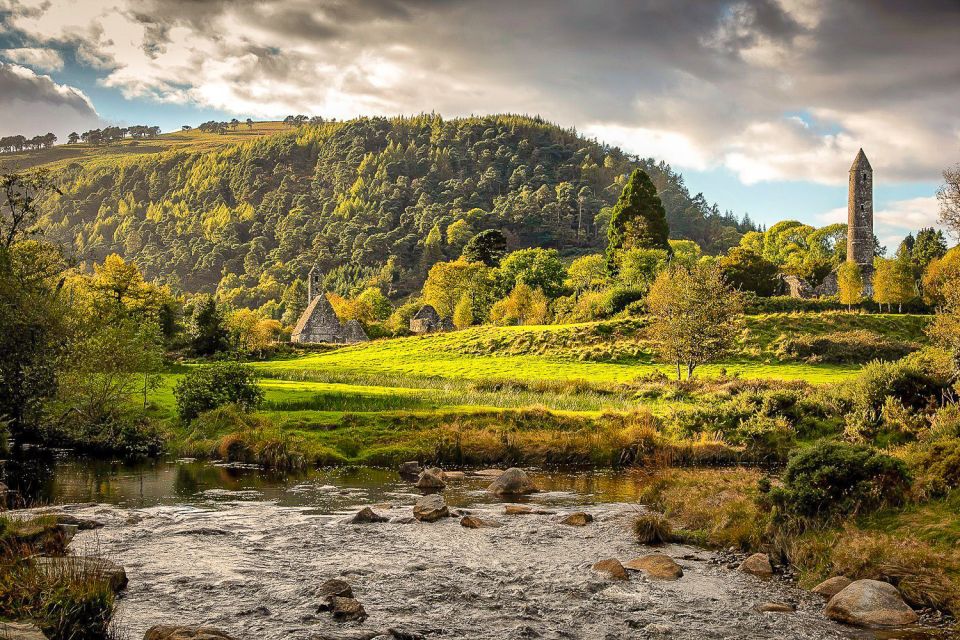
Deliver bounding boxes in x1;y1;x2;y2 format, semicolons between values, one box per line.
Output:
862;172;868;180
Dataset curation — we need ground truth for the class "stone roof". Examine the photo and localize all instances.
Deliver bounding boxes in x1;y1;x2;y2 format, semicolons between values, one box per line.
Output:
413;304;441;321
292;294;340;337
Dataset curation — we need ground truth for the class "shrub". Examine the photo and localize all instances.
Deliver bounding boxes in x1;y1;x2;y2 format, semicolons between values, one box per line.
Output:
770;442;910;527
632;512;673;545
174;362;264;422
900;437;960;500
776;330;916;364
59;413;167;458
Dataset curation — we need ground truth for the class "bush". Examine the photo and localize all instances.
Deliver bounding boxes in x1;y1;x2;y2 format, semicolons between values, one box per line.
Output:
174;362;264;422
632;512;673;545
776;330;916;364
59;413;167;458
900;437;960;500
770;442;910;527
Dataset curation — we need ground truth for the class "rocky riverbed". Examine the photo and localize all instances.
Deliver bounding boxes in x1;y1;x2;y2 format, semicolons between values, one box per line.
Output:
4;460;948;639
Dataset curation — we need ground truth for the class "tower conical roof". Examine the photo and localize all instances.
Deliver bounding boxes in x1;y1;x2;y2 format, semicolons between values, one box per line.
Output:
850;148;871;172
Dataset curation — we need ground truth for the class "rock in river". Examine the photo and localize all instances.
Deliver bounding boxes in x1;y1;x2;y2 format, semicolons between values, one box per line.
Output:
32;556;128;592
487;468;538;496
559;512;593;527
825;579;918;627
325;596;368;622
349;507;388;524
398;461;421;477
415;469;446;491
738;553;773;579
460;515;501;529
0;621;48;640
318;578;354;599
591;558;629;580
413;494;449;522
812;576;852;598
624;554;683;580
144;626;236;640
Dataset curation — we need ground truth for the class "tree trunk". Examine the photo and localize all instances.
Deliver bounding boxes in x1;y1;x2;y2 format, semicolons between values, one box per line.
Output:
676;362;681;381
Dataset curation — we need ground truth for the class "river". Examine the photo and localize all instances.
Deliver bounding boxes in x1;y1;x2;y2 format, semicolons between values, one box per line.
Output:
1;453;948;640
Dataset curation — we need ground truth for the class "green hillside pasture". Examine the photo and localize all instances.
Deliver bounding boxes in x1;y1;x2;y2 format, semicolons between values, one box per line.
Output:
0;122;288;172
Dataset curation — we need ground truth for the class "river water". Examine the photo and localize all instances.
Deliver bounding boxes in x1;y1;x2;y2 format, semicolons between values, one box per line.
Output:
1;454;949;640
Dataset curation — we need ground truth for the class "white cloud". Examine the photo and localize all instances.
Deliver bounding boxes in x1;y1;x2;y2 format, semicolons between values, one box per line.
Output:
1;47;64;71
0;63;100;139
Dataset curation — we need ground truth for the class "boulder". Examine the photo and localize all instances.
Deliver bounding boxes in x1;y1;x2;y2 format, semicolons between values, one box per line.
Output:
755;601;796;613
317;578;354;599
398;461;421;477
33;556;128;591
443;471;466;481
326;596;368;622
413;494;449;522
559;512;593;526
144;626;236;640
624;554;683;580
812;576;853;598
825;579;918;627
738;553;773;579
460;516;502;529
591;558;629;581
473;469;504;478
415;469;446;491
349;507;388;524
0;622;47;640
487;468;538;496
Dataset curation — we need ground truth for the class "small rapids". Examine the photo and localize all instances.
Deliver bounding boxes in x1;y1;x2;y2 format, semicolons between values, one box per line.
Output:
5;460;942;639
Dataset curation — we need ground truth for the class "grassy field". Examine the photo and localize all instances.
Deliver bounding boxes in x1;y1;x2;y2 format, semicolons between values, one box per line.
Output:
0;122;288;172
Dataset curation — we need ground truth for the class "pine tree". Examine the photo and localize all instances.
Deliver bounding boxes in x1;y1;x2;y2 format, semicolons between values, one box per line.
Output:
606;168;670;271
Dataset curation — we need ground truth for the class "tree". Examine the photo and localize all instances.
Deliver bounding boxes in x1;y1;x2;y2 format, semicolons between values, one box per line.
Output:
927;274;960;374
419;223;444;274
453;294;473;329
490;283;550;326
461;229;507;267
1;170;59;250
357;287;392;321
617;248;669;291
446;219;474;250
228;308;281;355
646;262;743;380
422;259;493;319
923;247;960;307
189;295;230;356
606;168;670;271
173;362;264;423
912;227;948;273
246;118;254;129
719;247;780;296
873;256;916;312
938;164;960;240
496;248;566;298
68;132;80;144
837;262;865;311
566;254;607;293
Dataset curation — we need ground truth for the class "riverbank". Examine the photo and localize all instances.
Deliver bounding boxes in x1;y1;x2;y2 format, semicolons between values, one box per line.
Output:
2;461;947;639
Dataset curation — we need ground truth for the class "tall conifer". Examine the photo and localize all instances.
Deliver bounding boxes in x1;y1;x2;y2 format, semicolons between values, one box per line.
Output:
606;169;670;271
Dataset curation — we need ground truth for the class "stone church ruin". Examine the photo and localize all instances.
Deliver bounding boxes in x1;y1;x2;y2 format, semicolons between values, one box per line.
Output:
291;267;369;344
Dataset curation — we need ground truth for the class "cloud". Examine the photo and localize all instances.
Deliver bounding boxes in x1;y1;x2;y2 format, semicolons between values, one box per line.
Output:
818;195;945;254
0;0;957;187
0;62;100;139
1;47;64;71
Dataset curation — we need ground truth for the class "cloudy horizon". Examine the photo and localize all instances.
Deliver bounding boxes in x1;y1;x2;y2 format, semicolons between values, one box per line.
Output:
1;0;958;248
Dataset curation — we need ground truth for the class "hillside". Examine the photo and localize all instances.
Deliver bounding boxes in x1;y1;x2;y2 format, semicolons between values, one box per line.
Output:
8;115;753;312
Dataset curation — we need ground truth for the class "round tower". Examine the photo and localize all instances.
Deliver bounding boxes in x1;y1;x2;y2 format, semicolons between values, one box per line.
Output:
847;149;873;267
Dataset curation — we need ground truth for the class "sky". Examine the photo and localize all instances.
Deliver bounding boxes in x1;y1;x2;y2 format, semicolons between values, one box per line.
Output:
1;0;958;250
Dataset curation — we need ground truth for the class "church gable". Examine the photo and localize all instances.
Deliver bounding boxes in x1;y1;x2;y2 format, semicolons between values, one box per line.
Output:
292;294;366;344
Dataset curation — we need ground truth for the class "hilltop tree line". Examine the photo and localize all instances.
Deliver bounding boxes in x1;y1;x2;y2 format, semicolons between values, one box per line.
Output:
0;132;57;153
66;125;162;146
39;114;755;320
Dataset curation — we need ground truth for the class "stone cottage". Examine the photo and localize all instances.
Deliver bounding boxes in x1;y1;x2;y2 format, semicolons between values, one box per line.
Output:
410;304;452;334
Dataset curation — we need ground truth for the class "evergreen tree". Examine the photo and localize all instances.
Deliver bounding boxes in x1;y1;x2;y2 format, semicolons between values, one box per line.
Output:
462;229;507;267
912;227;948;272
606;169;670;271
190;295;230;356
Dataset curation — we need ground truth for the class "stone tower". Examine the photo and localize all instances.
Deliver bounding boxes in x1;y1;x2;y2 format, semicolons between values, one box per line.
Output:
847;148;873;267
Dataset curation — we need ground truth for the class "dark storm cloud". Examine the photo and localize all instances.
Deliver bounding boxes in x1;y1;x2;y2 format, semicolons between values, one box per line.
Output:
0;62;100;138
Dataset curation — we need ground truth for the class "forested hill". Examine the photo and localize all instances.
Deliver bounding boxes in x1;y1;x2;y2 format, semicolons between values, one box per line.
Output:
25;114;754;306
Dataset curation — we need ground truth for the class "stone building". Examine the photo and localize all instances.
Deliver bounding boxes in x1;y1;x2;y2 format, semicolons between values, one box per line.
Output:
410;304;451;334
291;266;369;344
786;149;874;298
